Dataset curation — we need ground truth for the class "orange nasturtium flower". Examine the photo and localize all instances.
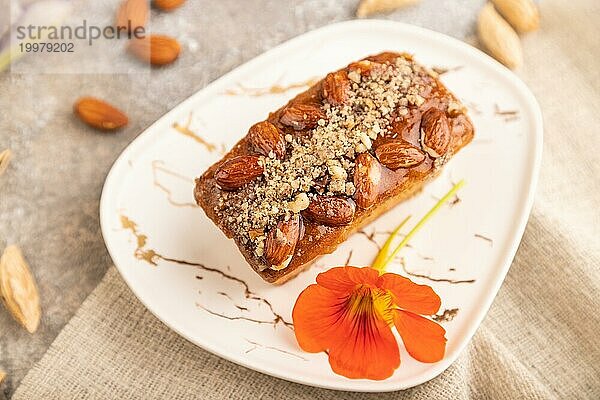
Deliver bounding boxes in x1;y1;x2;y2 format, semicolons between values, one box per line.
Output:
292;181;464;380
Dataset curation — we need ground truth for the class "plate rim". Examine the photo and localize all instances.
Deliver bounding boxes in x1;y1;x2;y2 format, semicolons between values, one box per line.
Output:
99;19;544;392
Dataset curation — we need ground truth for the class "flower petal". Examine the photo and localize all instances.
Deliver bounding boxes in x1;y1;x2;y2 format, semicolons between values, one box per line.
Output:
292;284;349;353
316;266;379;293
328;310;400;380
292;277;401;380
378;273;441;314
393;309;446;363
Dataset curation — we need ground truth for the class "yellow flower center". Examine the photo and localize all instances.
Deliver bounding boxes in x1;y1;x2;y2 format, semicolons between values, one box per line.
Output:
346;285;394;326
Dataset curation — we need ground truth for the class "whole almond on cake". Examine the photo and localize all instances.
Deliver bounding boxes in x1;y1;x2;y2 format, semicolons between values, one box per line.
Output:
375;140;425;169
322;71;351;105
247;121;287;159
420;109;451;158
353;152;382;209
280;103;326;131
265;215;302;271
214;155;264;190
302;196;356;226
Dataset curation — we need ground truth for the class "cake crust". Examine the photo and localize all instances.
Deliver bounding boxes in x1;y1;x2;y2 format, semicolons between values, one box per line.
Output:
194;52;474;284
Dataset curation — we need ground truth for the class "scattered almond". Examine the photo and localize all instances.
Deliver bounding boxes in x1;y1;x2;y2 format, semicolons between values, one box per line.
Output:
302;196;356;226
280;103;327;131
356;0;421;18
73;97;129;131
128;34;181;66
154;0;186;11
264;215;302;270
0;149;12;177
0;245;41;334
214;155;264;190
491;0;539;33
477;3;523;69
247;121;286;159
116;0;148;33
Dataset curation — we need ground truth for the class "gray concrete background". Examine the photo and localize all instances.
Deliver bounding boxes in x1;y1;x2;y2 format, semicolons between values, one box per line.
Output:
0;0;485;397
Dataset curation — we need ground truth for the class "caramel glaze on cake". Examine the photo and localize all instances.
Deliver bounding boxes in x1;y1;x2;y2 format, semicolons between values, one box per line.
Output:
194;52;474;284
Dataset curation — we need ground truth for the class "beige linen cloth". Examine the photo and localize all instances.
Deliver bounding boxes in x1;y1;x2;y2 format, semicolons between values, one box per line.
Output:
13;3;600;399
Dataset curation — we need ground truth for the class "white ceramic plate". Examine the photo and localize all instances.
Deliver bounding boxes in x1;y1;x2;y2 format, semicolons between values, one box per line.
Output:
100;20;542;392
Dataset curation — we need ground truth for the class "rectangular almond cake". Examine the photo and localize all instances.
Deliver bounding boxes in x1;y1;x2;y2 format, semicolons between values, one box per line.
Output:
194;52;474;284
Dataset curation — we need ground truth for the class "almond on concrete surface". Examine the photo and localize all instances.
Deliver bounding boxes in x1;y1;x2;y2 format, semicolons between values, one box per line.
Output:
153;0;186;11
477;3;523;69
116;0;148;33
0;369;5;384
356;0;421;18
73;97;129;131
0;149;12;177
128;34;181;66
0;245;41;334
491;0;539;33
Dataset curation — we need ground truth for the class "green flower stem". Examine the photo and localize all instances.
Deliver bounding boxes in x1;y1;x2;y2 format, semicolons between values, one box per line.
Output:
372;215;411;272
378;180;465;272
